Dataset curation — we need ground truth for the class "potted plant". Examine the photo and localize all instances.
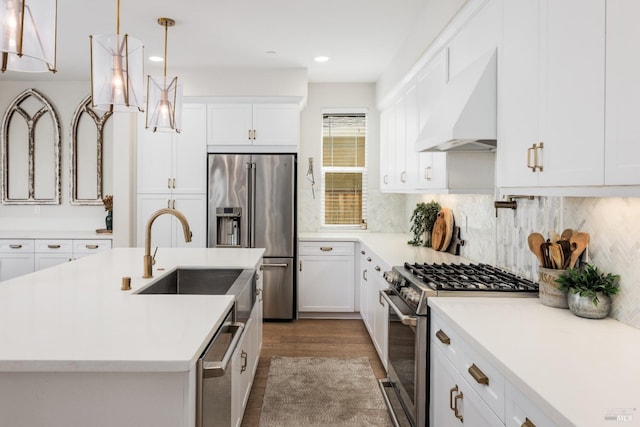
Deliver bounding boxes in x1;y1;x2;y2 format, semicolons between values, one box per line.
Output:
555;264;620;319
408;201;441;247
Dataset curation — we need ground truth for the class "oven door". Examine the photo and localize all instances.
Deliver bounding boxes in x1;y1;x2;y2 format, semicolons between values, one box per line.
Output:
380;289;426;427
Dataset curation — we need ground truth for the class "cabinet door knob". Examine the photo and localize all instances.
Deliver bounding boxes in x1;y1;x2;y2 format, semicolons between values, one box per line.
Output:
374;266;381;272
436;329;451;345
360;250;365;255
468;363;489;385
366;257;371;262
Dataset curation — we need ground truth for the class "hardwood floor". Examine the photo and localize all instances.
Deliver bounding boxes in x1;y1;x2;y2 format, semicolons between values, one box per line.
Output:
240;319;386;427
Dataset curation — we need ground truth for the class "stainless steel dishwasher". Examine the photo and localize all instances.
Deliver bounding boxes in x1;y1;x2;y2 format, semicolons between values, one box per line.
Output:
196;308;245;427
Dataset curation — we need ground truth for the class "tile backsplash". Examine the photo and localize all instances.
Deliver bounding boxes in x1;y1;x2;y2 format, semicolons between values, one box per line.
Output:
407;194;640;329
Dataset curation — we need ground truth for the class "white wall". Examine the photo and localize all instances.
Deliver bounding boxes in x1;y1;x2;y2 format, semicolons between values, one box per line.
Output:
298;83;406;232
0;81;110;232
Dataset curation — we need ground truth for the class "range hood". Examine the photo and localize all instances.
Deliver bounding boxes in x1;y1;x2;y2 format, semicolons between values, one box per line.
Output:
416;49;497;152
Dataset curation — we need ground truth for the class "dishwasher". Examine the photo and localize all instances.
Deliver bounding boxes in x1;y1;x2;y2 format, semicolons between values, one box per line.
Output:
196;308;245;427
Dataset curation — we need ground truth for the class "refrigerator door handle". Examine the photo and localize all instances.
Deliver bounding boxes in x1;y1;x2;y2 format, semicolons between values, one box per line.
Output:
248;162;257;248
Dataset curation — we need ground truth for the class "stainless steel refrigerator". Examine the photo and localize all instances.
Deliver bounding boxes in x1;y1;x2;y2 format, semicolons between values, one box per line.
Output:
207;154;296;320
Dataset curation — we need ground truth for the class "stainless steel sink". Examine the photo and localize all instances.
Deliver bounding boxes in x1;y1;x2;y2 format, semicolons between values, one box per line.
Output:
137;268;251;295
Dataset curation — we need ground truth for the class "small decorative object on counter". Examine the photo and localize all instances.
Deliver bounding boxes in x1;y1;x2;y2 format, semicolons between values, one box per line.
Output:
103;195;113;231
555;264;620;319
538;267;568;308
408;200;441;247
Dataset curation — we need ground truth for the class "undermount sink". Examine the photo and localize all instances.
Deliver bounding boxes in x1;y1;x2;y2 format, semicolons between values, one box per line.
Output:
136;268;251;296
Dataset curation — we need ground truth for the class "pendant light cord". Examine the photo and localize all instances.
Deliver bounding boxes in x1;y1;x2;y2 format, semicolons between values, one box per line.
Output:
116;0;120;35
163;21;168;78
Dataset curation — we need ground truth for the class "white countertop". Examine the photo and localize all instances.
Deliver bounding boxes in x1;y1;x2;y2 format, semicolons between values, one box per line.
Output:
0;230;113;240
428;297;640;427
299;232;471;265
0;247;264;373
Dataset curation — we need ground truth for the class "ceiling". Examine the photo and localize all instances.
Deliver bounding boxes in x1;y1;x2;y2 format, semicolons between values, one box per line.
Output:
2;0;430;83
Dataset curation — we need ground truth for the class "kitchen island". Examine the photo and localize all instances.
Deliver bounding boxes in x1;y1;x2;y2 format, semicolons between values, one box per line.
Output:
0;247;264;427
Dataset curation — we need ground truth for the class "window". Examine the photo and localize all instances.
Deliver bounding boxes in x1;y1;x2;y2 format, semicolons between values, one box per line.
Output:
321;112;367;227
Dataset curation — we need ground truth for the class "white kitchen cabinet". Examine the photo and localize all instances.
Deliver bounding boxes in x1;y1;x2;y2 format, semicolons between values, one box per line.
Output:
505;380;557;427
499;0;606;189
298;241;355;313
358;243;388;370
431;340;503;427
34;239;73;270
0;240;34;281
136;194;206;248
379;108;396;191
138;104;207;195
604;0;640;185
208;103;299;148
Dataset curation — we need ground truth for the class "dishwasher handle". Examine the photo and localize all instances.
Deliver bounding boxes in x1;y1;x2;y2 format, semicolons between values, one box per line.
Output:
202;322;245;378
379;290;417;327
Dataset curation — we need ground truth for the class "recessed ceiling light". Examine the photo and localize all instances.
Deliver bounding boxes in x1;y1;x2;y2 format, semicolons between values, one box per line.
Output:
149;56;164;62
314;56;330;63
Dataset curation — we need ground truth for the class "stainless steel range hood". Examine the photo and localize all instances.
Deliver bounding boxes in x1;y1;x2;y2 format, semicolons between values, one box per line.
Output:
416;49;497;152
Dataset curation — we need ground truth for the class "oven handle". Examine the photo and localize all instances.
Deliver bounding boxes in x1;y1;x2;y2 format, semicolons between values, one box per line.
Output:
379;291;417;327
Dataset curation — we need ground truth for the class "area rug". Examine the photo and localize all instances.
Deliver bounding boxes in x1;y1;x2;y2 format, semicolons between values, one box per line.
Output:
259;356;393;427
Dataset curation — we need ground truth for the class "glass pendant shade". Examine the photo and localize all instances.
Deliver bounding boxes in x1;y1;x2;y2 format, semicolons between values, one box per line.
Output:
146;75;183;132
90;33;144;112
0;0;57;73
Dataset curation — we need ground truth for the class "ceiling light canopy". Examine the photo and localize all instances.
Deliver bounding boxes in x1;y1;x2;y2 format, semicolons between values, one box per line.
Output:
89;0;144;112
314;56;329;63
0;0;57;73
145;17;182;133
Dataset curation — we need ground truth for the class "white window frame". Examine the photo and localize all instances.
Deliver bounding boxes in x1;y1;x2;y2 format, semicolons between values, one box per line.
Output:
320;108;368;229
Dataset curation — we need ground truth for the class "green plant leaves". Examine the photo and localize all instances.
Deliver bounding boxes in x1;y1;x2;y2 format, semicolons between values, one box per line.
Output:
408;201;441;247
555;264;621;305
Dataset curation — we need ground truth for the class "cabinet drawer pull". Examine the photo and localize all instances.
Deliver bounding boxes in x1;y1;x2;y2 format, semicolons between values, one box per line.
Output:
535;142;544;172
9;244;22;249
240;350;248;373
400;171;406;183
527;145;536;172
425;166;432;180
383;174;388;185
248;129;252;140
436;329;451;345
85;245;99;250
374;266;381;272
167;178;171;189
319;247;333;252
468;363;489;385
521;418;536;427
253;129;257;140
47;244;61;249
363;269;367;281
454;392;464;421
449;385;458;411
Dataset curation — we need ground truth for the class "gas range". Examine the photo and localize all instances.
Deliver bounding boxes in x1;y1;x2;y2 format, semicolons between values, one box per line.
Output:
384;262;539;315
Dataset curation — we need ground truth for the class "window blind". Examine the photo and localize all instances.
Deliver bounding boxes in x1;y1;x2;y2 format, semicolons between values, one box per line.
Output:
321;113;367;226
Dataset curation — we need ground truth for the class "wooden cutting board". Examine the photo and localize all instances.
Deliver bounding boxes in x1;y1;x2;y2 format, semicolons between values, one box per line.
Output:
432;208;454;251
446;226;465;255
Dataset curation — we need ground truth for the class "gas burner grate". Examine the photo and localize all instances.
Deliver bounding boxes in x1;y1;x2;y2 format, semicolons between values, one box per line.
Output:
402;262;538;292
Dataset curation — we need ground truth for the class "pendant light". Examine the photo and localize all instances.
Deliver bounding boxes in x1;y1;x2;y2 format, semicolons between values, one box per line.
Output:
145;17;182;133
89;0;144;112
0;0;57;73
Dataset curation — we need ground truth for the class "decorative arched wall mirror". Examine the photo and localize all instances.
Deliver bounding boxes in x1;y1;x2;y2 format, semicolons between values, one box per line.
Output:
1;88;61;205
70;95;113;205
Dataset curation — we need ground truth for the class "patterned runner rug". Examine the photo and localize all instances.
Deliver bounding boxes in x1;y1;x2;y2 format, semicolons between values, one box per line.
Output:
259;356;393;427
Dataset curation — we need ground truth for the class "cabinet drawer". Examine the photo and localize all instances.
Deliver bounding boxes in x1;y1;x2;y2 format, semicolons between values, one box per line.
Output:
431;314;462;369
0;239;34;253
34;240;73;253
460;341;506;422
505;380;557;427
73;240;112;255
299;241;354;256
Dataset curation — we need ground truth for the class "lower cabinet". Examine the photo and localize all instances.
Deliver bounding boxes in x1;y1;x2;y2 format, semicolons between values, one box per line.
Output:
0;238;112;282
232;268;263;427
430;312;558;427
298;241;355;313
358;243;389;370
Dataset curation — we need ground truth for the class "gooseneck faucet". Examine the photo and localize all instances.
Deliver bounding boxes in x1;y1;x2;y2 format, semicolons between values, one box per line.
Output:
143;208;192;278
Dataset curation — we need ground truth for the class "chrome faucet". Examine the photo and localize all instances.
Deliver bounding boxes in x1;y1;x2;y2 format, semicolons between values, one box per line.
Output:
143;208;192;278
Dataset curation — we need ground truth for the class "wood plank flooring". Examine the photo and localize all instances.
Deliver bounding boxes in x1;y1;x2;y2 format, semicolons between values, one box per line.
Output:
240;319;386;427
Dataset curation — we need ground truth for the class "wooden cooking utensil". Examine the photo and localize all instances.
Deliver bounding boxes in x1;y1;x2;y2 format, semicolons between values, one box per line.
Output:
557;239;572;269
569;232;590;268
548;243;564;269
527;233;546;266
560;228;575;241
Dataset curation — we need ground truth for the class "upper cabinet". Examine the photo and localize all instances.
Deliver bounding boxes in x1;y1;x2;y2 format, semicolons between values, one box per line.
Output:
604;0;640;185
138;104;207;195
499;0;606;190
207;103;299;150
